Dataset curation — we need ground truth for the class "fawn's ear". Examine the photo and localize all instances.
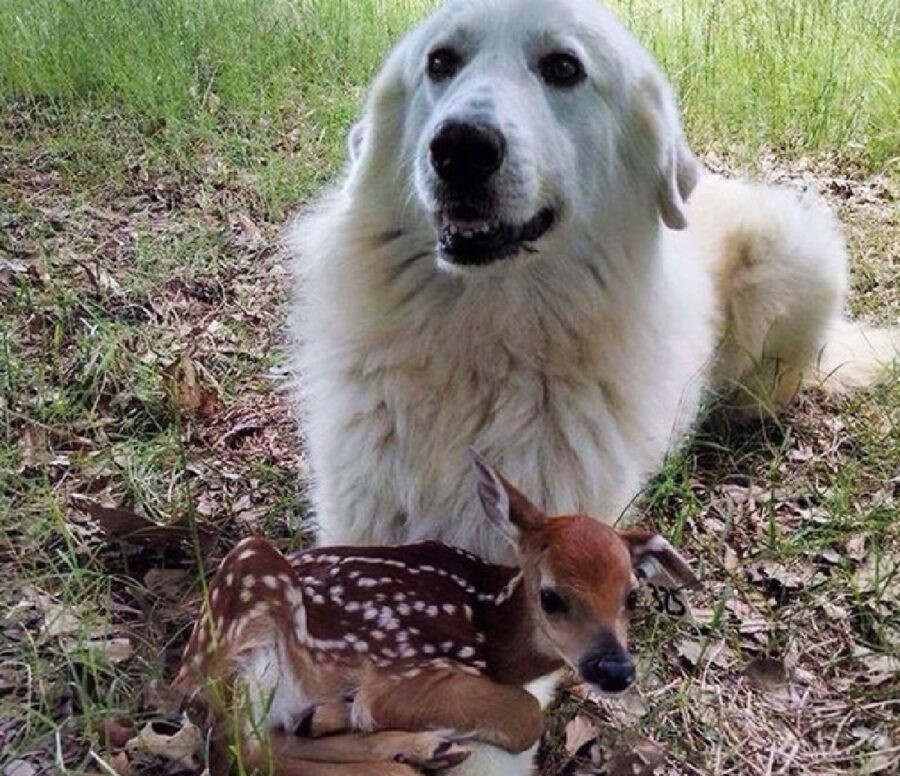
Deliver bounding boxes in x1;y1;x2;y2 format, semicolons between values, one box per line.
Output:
619;530;698;588
469;449;545;540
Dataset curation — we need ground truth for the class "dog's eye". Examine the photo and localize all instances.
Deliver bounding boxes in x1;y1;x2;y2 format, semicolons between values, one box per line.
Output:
539;588;569;616
427;47;462;82
539;52;585;88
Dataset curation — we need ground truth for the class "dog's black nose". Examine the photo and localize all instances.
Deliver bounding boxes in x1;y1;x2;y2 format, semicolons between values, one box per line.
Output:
579;656;635;694
430;121;506;186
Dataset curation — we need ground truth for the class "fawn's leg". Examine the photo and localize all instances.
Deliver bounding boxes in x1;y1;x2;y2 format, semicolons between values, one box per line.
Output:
243;752;421;776
270;729;469;769
360;669;544;754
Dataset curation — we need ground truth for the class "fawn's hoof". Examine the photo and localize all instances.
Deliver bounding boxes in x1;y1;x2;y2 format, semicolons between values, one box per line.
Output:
392;733;470;771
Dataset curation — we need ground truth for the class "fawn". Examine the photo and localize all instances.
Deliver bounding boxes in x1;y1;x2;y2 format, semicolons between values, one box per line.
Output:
174;452;697;775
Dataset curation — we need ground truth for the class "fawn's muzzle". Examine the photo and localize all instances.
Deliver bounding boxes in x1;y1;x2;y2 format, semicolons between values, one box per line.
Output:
578;641;635;694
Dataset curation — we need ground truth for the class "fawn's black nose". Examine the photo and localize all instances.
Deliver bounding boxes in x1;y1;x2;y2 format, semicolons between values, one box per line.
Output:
430;121;506;187
579;654;636;694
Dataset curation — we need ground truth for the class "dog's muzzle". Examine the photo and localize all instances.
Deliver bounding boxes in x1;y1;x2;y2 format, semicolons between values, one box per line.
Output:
429;120;556;267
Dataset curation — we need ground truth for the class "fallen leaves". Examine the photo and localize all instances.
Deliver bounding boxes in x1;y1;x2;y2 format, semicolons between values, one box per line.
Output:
164;351;221;420
76;499;215;549
561;711;666;776
743;656;788;691
125;717;203;771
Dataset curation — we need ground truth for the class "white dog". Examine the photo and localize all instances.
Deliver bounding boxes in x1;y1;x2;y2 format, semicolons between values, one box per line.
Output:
289;0;896;772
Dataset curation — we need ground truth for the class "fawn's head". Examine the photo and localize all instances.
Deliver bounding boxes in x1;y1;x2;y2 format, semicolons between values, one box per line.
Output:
470;451;696;695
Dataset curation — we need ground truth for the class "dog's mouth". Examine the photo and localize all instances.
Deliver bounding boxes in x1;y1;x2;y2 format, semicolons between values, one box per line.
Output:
436;207;556;266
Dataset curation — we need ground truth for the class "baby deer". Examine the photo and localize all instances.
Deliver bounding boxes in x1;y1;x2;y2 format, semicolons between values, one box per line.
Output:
174;452;697;775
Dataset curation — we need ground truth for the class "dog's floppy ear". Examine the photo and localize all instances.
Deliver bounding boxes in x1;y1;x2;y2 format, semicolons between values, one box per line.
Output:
633;76;700;230
345;35;413;189
347;120;367;163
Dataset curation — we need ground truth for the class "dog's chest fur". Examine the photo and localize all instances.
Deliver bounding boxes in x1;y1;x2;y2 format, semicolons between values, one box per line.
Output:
299;232;713;563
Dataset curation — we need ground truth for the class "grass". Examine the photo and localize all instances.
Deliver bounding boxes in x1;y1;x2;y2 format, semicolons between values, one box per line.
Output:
0;0;898;774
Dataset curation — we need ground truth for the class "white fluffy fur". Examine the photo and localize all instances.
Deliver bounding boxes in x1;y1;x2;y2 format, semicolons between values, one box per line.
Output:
288;1;896;771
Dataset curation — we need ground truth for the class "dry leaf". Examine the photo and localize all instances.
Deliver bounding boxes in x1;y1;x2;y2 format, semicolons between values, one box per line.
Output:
164;352;220;419
144;569;191;599
98;637;134;665
33;599;108;642
108;751;132;776
676;638;730;669
142;680;189;716
604;737;665;776
126;716;202;770
564;714;598;757
744;656;788;691
93;717;135;749
723;545;739;571
4;761;36;776
77;500;214;548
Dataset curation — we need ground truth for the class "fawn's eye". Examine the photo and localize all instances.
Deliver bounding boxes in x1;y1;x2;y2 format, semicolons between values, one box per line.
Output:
538;51;586;88
427;47;463;81
539;587;569;616
625;589;639;613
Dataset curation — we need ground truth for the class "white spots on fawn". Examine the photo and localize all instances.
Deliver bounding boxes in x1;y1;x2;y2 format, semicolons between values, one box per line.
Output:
242;574;256;589
224;572;235;588
458;646;475;659
263;576;279;590
357;577;377;588
236;549;256;562
345;601;361;613
441;603;456;615
371;629;385;641
396;603;411;616
425;605;439;617
422;644;436;654
249;601;269;619
353;641;370;654
403;667;422;678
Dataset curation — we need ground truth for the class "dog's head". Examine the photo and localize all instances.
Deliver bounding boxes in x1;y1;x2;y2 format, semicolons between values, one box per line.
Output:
348;0;699;273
